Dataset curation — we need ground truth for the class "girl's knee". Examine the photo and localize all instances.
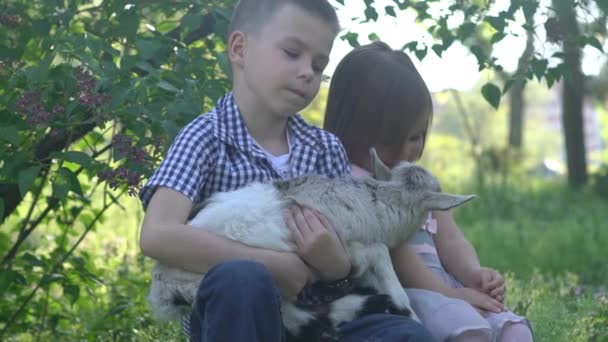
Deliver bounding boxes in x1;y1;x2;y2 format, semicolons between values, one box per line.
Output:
449;329;491;342
499;321;533;342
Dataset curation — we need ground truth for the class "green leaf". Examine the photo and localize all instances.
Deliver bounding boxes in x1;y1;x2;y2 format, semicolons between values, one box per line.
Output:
0;126;19;144
55;167;83;197
157;80;180;93
0;270;26;293
545;64;563;88
156;20;179;34
368;33;380;42
52;167;81;200
470;45;486;65
485;16;505;32
116;8;139;41
64;283;80;304
0;198;4;222
162;120;180;141
531;58;548;81
22;252;46;268
340;32;360;48
522;1;538;21
432;44;443;57
135;39;163;60
393;0;409;10
415;46;428;60
481;82;502;109
181;12;202;33
18;166;42;197
401;41;417;52
41;273;64;287
52;151;93;168
457;22;476;40
364;5;379;22
491;32;506;44
385;5;396;17
586;36;604;52
30;52;55;83
108;303;130;316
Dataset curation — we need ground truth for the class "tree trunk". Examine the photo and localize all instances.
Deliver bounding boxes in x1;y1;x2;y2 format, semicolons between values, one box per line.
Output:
554;0;588;186
508;27;534;148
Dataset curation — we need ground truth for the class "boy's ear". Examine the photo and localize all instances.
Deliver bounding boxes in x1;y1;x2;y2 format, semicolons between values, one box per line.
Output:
228;30;246;67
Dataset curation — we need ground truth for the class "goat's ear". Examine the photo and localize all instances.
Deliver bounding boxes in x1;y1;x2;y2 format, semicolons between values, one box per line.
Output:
422;192;475;211
370;148;392;181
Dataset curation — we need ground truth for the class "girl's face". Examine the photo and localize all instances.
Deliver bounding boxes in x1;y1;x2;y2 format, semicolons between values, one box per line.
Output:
378;117;428;168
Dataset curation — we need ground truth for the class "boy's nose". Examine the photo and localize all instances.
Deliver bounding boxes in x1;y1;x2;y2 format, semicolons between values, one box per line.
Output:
297;61;314;82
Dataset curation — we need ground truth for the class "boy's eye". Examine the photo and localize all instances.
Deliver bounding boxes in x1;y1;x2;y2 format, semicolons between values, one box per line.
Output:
312;63;324;74
283;49;299;58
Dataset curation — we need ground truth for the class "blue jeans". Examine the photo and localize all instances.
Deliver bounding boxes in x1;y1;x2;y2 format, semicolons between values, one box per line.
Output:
190;260;435;342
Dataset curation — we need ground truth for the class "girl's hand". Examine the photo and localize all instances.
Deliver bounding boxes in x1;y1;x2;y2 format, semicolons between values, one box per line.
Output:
450;287;505;314
284;205;351;281
468;266;506;302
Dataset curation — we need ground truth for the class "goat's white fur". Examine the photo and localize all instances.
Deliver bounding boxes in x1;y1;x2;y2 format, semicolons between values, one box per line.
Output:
148;149;474;335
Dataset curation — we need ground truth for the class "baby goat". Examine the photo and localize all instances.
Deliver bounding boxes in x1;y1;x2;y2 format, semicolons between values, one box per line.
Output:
148;149;474;341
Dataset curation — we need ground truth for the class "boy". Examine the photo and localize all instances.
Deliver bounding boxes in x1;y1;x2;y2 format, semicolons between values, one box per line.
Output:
139;1;434;341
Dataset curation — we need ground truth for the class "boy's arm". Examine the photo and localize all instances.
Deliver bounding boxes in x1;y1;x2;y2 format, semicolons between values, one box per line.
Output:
140;186;314;301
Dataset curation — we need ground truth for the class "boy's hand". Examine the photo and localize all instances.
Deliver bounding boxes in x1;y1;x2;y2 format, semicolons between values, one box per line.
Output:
266;250;316;302
284;205;351;281
468;266;506;302
450;287;504;314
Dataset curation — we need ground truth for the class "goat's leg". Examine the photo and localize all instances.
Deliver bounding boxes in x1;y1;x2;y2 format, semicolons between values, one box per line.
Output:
282;302;340;341
349;242;420;322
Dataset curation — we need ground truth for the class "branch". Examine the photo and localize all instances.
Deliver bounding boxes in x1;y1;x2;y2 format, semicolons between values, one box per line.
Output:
0;189;126;339
0;143;113;269
0;14;217;222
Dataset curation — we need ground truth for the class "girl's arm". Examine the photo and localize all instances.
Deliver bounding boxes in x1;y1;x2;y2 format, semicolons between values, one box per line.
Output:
391;241;504;313
391;241;454;294
140;187;314;301
432;210;481;287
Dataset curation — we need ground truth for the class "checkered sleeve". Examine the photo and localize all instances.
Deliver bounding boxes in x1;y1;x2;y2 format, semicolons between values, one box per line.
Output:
329;134;352;178
139;115;216;209
319;130;352;178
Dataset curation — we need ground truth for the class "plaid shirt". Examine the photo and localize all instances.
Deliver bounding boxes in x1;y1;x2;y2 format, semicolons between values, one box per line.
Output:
139;92;352;335
140;92;350;208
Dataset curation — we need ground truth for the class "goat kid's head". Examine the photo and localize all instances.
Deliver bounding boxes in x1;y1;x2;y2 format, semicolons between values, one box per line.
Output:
370;148;474;212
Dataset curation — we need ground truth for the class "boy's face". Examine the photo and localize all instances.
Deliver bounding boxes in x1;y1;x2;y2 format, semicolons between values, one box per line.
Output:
236;4;336;117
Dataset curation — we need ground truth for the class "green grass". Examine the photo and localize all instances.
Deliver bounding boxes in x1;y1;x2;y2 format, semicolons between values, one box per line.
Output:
4;176;608;342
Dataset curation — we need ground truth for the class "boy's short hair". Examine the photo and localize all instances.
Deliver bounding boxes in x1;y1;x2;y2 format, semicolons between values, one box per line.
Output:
229;0;340;36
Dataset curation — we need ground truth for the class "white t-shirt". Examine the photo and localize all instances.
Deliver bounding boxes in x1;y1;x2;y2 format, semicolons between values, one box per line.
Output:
253;132;292;179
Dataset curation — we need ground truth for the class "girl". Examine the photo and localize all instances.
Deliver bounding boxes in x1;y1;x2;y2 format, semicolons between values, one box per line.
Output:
323;41;533;342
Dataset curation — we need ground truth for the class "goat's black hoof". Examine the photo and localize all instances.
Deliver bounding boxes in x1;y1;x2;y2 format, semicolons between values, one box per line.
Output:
358;294;395;316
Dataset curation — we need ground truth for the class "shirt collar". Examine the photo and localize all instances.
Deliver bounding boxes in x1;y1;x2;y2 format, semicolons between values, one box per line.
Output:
213;92;325;155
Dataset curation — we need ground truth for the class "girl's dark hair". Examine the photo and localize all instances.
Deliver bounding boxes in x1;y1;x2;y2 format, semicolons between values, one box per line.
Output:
323;41;433;168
